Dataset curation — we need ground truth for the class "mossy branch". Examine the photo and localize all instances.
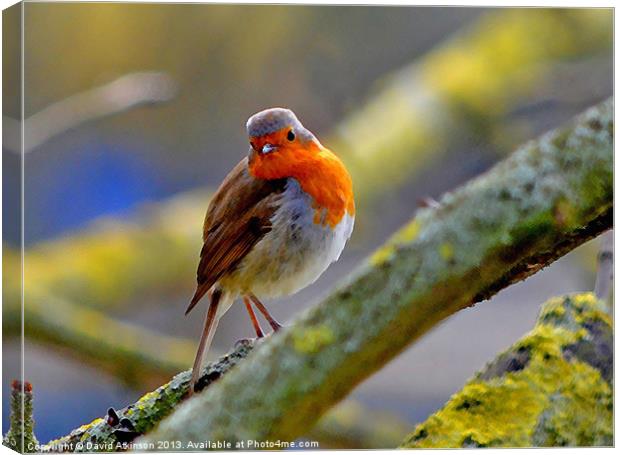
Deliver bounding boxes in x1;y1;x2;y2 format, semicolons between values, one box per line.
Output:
40;337;407;451
3;381;39;453
137;99;612;446
42;340;254;452
401;292;612;448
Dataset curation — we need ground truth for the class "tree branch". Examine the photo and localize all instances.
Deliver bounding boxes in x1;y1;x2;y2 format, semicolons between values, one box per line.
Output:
41;336;408;451
401;292;612;448
137;99;612;446
43;340;254;452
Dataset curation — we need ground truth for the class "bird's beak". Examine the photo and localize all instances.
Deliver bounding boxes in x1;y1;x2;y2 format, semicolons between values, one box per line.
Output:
261;144;277;154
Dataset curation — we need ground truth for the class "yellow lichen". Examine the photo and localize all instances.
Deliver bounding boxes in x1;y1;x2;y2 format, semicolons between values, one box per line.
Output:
369;220;422;266
293;325;335;354
136;389;160;405
403;292;612;448
439;242;455;262
74;417;104;435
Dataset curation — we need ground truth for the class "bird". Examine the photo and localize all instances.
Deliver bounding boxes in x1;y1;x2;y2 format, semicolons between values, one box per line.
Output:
186;107;355;394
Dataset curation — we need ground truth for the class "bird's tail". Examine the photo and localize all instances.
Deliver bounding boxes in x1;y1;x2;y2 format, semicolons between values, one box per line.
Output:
185;283;211;315
188;290;235;395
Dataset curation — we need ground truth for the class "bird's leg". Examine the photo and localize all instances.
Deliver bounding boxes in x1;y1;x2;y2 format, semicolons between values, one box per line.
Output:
243;295;265;338
249;293;283;332
188;288;221;396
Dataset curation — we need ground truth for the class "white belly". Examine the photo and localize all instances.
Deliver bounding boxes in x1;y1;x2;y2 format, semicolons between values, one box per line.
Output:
221;178;354;298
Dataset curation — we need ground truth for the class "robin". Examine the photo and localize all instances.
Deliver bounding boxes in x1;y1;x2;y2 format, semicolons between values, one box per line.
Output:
186;108;355;394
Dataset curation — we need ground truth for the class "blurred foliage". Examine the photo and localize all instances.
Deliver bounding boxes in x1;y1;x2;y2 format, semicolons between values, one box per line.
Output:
402;293;612;448
332;8;612;204
421;9;610;114
4;248;198;389
308;400;410;449
20;190;208;310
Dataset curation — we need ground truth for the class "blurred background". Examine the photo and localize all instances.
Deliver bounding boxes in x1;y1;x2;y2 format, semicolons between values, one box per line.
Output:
2;4;613;446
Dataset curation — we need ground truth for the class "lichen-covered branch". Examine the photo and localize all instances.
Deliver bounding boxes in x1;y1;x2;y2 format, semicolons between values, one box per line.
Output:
3;381;39;453
401;292;612;448
138;99;612;446
43;340;254;452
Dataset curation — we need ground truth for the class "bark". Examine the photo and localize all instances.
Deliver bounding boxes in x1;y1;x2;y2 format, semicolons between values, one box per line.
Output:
136;98;612;446
401;292;612;448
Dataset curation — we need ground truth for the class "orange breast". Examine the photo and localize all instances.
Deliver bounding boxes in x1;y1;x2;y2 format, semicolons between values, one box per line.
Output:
249;142;355;228
296;149;355;228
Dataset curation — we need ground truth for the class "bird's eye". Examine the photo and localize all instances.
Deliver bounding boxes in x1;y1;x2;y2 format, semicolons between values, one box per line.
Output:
287;130;295;141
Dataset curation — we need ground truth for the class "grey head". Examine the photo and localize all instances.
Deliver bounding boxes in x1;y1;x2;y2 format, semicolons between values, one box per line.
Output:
246;108;315;142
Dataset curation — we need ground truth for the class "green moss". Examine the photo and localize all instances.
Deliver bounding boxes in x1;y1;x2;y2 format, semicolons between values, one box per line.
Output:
401;293;612;448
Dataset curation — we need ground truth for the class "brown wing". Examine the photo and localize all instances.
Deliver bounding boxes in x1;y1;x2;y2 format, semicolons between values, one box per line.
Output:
185;157;286;315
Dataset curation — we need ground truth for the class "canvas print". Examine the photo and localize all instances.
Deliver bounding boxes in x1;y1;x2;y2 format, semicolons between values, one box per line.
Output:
1;2;614;452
